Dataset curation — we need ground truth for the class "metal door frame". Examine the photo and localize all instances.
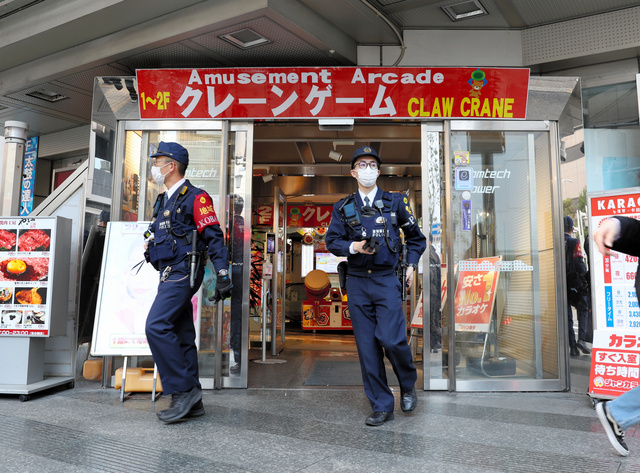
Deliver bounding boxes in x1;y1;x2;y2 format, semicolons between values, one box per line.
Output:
422;120;567;392
120;119;230;389
272;187;287;355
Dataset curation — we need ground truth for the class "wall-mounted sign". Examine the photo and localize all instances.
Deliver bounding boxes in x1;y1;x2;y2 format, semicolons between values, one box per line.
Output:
136;67;529;120
255;204;334;228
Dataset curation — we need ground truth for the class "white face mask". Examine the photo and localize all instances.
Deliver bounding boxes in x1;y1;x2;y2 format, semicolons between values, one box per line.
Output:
151;162;170;185
356;167;378;188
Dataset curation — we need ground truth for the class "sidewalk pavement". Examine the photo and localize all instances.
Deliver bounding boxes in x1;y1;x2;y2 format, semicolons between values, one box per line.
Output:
0;353;638;472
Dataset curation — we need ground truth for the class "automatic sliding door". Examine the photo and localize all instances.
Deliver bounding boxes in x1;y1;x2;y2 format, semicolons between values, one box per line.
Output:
444;121;563;391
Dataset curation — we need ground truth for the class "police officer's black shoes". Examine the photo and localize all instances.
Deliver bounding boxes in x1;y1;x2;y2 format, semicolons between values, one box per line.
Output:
157;399;205;421
365;411;394;426
576;339;591;355
401;387;418;413
570;346;580;357
157;386;202;423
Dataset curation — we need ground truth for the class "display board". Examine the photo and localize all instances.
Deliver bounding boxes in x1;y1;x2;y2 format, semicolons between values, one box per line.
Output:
0;216;70;337
588;189;640;399
91;222;201;356
588;190;640;330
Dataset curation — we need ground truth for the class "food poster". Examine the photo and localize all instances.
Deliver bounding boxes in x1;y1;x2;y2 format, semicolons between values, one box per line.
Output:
0;219;55;336
454;256;502;332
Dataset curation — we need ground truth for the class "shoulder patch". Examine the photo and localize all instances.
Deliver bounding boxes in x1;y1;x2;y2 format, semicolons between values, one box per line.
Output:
193;192;219;232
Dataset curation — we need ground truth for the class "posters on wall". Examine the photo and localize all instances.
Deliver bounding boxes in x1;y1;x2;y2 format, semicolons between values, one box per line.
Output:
0;218;55;337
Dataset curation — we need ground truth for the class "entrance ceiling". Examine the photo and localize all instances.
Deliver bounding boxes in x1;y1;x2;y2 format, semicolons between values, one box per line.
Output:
0;0;633;144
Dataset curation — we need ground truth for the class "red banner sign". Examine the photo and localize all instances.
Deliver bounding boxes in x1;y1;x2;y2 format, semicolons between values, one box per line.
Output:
589;329;640;398
136;67;529;120
454;256;502;332
591;193;640;216
255;204;333;228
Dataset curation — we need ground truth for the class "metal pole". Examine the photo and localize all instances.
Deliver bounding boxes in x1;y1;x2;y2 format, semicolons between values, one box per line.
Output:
2;121;29;216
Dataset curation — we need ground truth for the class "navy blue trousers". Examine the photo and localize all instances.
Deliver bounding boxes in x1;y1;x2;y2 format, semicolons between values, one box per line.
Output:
567;297;589;348
145;259;204;394
346;272;417;412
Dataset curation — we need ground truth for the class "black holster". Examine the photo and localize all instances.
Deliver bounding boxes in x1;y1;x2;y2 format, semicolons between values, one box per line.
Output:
337;261;348;292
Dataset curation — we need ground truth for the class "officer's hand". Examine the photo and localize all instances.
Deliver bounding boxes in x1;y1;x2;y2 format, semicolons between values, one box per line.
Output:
144;234;154;251
405;265;414;290
593;218;620;256
353;240;376;255
210;269;233;302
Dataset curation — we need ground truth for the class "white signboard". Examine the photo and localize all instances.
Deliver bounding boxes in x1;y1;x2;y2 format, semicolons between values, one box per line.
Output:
91;222;202;357
0;216;69;337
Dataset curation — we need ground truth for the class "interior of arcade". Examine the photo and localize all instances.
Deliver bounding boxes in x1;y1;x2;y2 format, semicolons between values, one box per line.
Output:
249;121;430;385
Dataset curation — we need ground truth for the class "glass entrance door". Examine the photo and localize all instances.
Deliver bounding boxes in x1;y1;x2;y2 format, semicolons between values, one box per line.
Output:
422;121;566;391
119;120;243;389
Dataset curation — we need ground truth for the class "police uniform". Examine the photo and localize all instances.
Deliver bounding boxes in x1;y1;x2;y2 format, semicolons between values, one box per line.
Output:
146;144;229;400
325;158;426;416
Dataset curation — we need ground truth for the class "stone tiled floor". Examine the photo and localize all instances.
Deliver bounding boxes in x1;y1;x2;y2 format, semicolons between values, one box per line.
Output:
1;340;638;472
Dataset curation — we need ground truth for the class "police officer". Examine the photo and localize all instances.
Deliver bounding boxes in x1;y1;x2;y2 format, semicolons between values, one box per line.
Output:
145;142;232;424
325;146;426;426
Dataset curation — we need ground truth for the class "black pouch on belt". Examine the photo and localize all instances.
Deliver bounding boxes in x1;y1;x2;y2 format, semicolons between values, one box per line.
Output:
337;261;348;292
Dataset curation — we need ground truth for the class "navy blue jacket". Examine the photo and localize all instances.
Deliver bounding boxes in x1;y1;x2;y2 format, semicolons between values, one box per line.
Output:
147;180;229;272
325;189;426;276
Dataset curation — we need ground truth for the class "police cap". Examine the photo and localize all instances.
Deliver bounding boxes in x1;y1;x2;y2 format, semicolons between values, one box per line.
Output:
351;146;381;169
564;215;573;232
150;141;189;166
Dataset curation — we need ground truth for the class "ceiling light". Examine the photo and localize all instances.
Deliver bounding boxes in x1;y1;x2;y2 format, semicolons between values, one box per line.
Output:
26;89;69;103
328;150;342;161
442;0;487;21
220;28;270;49
319;119;354;131
333;140;355;147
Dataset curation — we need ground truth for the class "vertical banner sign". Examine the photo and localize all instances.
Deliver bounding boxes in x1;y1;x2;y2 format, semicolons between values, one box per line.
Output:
20;136;38;216
136;67;529;120
454;256;502;332
588;190;640;399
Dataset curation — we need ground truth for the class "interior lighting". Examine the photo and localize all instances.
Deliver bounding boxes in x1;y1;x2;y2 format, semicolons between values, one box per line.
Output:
220;28;270;49
442;0;488;21
26;89;69;103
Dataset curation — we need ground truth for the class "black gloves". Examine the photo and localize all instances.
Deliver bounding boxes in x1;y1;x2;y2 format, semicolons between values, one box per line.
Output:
210;268;233;302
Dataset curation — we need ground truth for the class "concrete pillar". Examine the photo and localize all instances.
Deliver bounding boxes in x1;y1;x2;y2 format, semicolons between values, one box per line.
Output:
1;121;28;216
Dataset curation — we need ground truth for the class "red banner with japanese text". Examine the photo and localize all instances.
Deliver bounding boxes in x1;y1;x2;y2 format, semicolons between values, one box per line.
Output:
454;256;502;332
136;67;529;120
254;204;333;228
589;329;640;399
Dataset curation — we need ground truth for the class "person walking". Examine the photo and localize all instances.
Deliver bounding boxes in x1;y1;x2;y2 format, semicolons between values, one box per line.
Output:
325;146;426;426
564;216;591;356
144;141;232;424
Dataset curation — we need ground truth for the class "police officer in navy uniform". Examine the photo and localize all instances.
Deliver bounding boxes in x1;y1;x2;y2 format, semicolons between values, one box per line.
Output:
325;146;426;426
145;142;232;424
